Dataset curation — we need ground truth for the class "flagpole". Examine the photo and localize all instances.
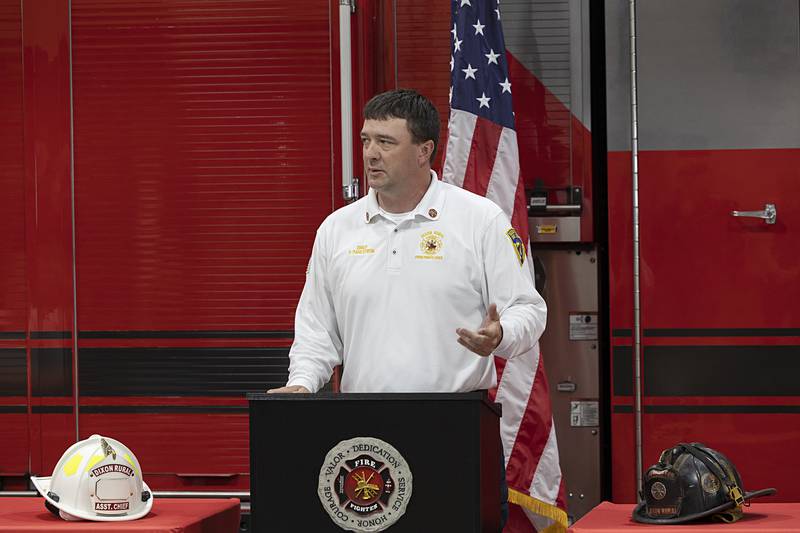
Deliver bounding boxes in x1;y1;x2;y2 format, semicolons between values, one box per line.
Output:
340;0;359;202
628;0;644;499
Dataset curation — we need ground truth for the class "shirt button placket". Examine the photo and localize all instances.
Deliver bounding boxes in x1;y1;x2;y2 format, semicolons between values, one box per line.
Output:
387;224;402;272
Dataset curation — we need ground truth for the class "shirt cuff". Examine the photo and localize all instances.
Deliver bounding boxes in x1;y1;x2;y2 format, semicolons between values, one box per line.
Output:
493;319;513;358
287;375;317;393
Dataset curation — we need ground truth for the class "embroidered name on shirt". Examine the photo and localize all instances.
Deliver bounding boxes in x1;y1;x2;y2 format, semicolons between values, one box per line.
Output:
349;245;376;256
415;231;444;260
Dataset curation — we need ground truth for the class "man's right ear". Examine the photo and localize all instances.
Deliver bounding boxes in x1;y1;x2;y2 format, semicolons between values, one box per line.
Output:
418;140;434;165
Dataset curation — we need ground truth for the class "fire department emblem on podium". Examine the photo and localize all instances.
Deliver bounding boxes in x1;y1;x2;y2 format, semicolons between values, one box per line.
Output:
318;437;412;532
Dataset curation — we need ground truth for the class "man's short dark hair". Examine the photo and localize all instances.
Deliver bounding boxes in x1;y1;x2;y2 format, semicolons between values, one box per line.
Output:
363;89;440;163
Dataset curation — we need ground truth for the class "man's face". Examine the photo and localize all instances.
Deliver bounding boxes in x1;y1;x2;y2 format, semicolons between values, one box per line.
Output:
360;117;428;195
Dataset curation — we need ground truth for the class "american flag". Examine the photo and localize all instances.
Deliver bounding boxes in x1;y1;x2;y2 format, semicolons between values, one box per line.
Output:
442;1;568;531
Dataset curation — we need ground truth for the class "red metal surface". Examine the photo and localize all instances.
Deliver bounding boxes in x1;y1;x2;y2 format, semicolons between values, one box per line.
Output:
0;0;28;478
639;149;799;328
77;395;249;488
0;413;27;475
22;0;74;335
20;0;77;476
71;0;334;331
65;0;337;489
613;403;800;503
80;413;249;488
1;0;341;488
607;151;634;330
32;414;76;476
375;0;396;93
642;412;788;504
395;0;451;173
608;149;800;503
609;412;636;502
0;0;26;334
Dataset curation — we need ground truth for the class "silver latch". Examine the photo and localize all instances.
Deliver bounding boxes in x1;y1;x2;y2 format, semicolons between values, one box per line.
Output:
731;203;777;224
556;381;577;393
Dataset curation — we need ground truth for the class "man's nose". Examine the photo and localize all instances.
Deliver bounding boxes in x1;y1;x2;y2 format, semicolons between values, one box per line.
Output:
363;140;379;160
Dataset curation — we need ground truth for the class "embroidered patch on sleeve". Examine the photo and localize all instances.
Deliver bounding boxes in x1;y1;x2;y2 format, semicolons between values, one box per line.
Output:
505;228;526;266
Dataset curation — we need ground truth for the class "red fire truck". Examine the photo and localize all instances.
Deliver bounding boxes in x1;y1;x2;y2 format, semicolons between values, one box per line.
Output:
1;0;797;527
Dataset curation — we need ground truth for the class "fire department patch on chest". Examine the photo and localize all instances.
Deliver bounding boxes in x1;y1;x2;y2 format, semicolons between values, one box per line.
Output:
317;437;413;532
416;230;444;260
505;228;526;266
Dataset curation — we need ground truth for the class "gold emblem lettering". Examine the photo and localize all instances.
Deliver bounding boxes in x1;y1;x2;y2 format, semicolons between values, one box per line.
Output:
416;231;444;260
348;245;376;256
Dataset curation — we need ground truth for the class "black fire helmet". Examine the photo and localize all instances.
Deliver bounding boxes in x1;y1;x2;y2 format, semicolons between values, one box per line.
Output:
633;442;776;524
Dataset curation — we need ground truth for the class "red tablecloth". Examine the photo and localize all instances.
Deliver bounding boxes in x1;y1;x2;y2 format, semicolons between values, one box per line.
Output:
0;498;240;532
570;502;800;532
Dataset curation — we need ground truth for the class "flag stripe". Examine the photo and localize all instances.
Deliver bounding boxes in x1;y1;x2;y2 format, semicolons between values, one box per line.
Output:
531;422;563;503
511;175;531;246
506;350;552;490
493;356;508;393
445;1;565;530
443;109;478;188
495;346;538;470
463;116;503;197
507;502;537;532
484;127;520;218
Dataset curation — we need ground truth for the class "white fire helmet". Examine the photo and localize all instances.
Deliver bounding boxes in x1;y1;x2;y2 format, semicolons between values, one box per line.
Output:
31;434;153;521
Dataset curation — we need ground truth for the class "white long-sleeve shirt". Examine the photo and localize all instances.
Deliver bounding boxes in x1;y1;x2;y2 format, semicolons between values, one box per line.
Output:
287;174;547;393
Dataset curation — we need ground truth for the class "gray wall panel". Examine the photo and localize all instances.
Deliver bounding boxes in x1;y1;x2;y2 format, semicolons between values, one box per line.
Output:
604;0;632;151
607;0;800;151
504;0;592;129
505;0;572;108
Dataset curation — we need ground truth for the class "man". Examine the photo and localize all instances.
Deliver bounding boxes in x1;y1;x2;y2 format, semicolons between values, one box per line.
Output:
268;89;547;528
269;89;546;395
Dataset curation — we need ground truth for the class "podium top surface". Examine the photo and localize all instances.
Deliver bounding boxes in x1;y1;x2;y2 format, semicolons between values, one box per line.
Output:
247;391;501;415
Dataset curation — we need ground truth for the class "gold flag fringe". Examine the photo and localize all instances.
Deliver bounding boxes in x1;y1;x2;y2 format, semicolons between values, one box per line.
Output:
508;488;568;532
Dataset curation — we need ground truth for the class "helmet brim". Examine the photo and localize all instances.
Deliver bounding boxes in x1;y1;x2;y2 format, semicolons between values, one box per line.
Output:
633;487;776;524
31;475;154;522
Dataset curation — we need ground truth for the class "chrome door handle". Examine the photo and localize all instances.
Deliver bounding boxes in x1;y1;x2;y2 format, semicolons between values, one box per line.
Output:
731;203;777;224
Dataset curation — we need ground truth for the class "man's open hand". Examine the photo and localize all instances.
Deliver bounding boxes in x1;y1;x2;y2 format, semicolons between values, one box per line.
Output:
456;303;503;357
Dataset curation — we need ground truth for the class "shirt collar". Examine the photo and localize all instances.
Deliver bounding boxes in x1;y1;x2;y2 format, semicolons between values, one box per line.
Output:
364;170;445;224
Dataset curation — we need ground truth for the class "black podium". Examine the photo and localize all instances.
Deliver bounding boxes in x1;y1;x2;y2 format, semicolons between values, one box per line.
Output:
248;392;501;532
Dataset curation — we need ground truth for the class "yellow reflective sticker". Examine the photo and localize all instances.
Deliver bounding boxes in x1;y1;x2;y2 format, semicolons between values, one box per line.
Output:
123;453;139;476
505;228;526;266
536;224;557;234
63;453;83;477
85;454;104;472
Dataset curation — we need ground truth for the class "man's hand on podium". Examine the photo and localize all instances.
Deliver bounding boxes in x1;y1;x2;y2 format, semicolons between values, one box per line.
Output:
267;385;311;394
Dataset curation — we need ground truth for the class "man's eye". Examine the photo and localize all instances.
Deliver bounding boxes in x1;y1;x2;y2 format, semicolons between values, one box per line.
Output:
380;139;393;146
